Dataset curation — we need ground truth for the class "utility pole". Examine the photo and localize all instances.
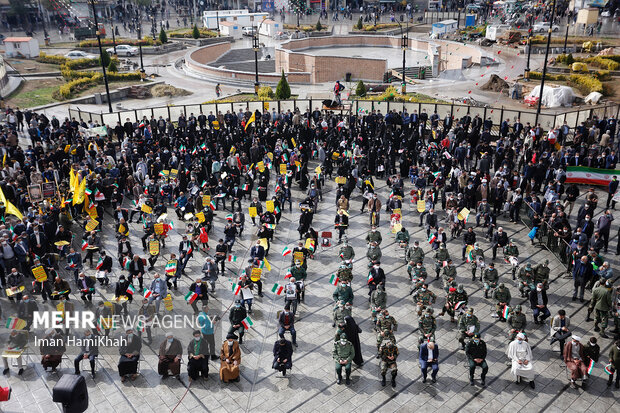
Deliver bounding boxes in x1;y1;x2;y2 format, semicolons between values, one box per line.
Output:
534;0;557;127
253;25;259;94
524;15;533;80
90;0;112;113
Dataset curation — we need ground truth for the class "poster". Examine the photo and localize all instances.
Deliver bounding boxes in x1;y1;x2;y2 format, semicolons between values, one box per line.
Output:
41;182;56;199
85;218;99;232
280;164;287;175
250;267;262;281
266;200;274;212
32;265;47;282
202;195;211;206
249;207;257;217
28;184;43;203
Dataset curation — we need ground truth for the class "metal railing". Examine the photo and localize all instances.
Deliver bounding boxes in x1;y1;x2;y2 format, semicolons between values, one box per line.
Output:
68;99;619;137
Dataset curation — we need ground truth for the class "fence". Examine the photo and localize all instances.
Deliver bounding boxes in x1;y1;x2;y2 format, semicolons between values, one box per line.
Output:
68;100;619;137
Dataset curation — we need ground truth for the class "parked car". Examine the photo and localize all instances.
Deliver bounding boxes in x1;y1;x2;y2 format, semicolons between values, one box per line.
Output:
106;44;138;56
64;50;97;60
242;27;254;37
532;22;559;33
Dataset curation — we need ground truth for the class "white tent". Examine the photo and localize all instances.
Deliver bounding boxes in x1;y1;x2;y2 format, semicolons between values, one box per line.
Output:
527;85;575;108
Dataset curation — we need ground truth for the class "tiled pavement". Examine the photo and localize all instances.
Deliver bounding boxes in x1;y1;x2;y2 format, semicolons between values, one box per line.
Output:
0;168;618;413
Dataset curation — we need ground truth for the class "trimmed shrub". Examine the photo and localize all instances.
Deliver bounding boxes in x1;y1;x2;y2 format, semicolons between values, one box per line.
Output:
356;16;363;30
159;27;168;44
100;49;111;68
569;74;603;94
192;25;200;39
571;62;588;72
275;71;291;100
316;20;323;31
258;86;274;100
355;80;367;97
107;59;118;72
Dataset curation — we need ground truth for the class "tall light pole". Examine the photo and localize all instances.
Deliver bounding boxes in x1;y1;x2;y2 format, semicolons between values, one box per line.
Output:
396;19;408;94
111;24;117;55
37;0;49;39
137;22;144;73
563;19;569;53
90;0;112;113
252;25;259;94
524;16;532;80
534;0;557;127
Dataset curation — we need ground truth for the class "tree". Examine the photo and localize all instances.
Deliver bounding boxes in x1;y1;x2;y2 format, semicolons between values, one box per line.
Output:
159;27;168;44
355;80;366;97
275;71;291;100
107;59;118;72
316;20;323;31
356;16;363;30
192;24;200;39
99;49;111;67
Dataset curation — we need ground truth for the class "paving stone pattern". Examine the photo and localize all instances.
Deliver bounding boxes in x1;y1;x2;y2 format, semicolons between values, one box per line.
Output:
0;168;618;413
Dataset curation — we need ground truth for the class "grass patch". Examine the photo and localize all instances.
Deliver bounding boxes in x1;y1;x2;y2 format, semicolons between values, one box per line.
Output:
5;79;64;108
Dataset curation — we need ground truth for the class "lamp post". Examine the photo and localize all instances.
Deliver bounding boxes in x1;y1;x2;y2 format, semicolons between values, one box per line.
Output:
457;7;461;29
137;24;144;73
253;25;259;94
524;16;532;80
396;19;408;94
111;24;117;55
37;0;49;39
90;0;112;113
563;19;569;53
534;0;557;127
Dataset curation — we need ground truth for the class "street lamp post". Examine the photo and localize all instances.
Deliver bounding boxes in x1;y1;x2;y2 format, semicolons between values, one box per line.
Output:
396;19;408;94
137;24;145;73
90;0;112;113
534;0;557;127
563;20;569;53
253;25;259;94
37;0;49;39
457;7;461;29
524;15;533;80
111;24;117;55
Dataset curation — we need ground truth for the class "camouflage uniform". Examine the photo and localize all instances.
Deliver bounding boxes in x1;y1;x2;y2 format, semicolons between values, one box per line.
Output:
411;287;436;316
482;266;499;298
339;244;355;261
517;265;535;297
533;262;550;289
406;246;425;280
457;312;480;349
492;284;512;320
366;245;382;266
413;265;428;281
507;307;527;341
503;244;519;279
332;284;354;304
379;342;399;386
336;266;353;283
592;284;613;337
370;287;387;324
418;310;437;345
442;264;457;292
333;304;352;326
434;248;451;278
470;248;485;280
376;315;398;351
442;288;468;321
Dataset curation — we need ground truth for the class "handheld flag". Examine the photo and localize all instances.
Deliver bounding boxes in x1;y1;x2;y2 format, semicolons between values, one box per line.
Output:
272;283;284;295
227;255;238;262
454;301;466;312
245;112;256;131
241;316;253;329
143;289;153;299
281;246;292;257
232;283;241;295
126;285;136;295
95;258;103;270
329;274;339;285
185;291;198;304
428;233;437;244
284;269;292;279
81;240;89;251
502;305;510;319
587;359;595;375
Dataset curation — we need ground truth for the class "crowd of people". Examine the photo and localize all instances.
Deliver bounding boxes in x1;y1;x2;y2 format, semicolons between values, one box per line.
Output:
0;98;619;393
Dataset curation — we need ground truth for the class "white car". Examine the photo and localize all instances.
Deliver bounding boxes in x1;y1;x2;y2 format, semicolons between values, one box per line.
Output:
532;22;560;33
64;50;97;60
242;27;254;37
106;44;138;57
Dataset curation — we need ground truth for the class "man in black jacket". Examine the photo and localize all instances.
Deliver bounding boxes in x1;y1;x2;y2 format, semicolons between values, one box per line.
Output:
462;227;476;260
465;333;488;386
272;337;293;376
491;227;509;260
188;279;209;314
96;251;113;286
228;300;248;344
278;305;298;347
530;283;550;324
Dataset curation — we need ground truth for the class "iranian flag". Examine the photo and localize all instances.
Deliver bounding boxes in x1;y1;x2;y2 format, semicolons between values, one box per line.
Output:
185;291;198;304
272;283;284;295
454;301;466;312
428;233;437;244
281;246;292;257
165;261;177;274
329;274;339;285
209;201;216;210
604;363;614;375
227;254;238;262
587;359;595;375
284;269;292;279
242;184;249;191
95;258;103;270
143;289;153;298
232;283;241;295
81;240;89;251
68;262;77;269
367;273;374;284
565;166;620;186
122;256;131;269
502;305;510;319
225;214;233;221
241;316;253;329
126;285;136;295
5;317;19;329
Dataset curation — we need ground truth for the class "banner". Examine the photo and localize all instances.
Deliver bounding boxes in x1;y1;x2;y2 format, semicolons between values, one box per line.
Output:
417;200;426;213
149;240;160;256
280;164;287;175
565;166;620;186
266;200;274;212
202;195;211;206
154;222;165;235
250;267;262;282
195;211;206;223
32;265;47;282
249;207;257;217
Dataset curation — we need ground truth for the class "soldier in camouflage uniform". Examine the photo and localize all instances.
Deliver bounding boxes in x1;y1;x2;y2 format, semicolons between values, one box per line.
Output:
379;340;399;387
457;308;480;349
434;243;451;279
332;301;352;327
533;260;550;290
339;237;355;263
442;259;458;293
336;263;353;284
507;304;527;341
333;332;355;385
482;262;499;298
470;243;485;281
335;321;346;341
492;282;512;321
410;283;436;316
333;282;354;304
503;239;520;280
440;284;468;322
406;241;425;281
376;309;397;353
413;262;428;281
517;263;536;297
366;241;382;268
365;225;382;245
592;280;614;338
370;284;387;326
419;307;437;346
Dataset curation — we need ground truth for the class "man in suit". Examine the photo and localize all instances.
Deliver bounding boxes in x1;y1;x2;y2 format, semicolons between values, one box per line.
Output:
178;234;194;274
96;251;113;286
529;283;551;324
419;341;439;383
572;256;593;302
74;329;98;378
188;278;209;314
249;240;265;262
77;272;95;304
128;255;145;290
148;273;167;313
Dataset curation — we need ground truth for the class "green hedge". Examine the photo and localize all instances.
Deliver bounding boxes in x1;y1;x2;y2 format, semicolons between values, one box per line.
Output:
77;37;160;47
168;28;217;38
582;56;620;71
38;52;117;70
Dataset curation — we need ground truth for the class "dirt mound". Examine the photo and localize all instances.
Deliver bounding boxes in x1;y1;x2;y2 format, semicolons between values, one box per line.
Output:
480;74;509;92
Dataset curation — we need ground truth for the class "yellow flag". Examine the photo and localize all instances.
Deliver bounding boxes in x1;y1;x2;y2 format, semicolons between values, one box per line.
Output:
69;168;77;192
73;176;86;206
0;187;23;219
86;205;98;220
245;112;256;131
263;257;271;272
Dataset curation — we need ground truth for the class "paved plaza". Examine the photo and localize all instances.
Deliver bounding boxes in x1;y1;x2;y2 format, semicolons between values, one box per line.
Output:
0;163;617;413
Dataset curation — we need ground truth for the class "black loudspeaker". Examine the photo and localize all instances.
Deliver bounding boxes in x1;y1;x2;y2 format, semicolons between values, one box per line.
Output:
345;73;352;82
53;375;88;413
